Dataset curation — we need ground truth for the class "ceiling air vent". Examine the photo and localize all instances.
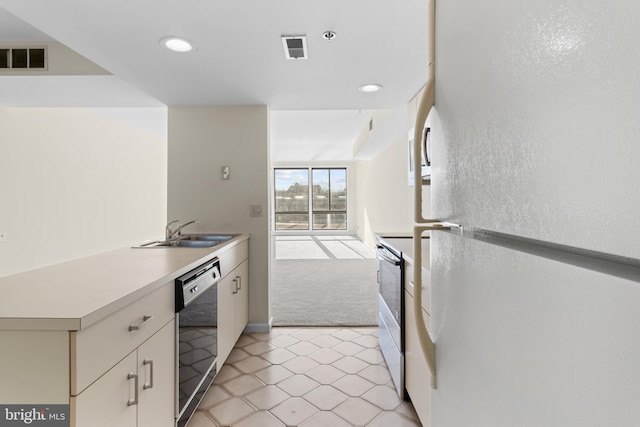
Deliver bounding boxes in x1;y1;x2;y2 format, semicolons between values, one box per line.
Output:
0;47;47;70
281;36;307;60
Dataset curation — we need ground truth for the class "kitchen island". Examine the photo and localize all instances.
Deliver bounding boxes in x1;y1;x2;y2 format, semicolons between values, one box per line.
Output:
0;233;249;427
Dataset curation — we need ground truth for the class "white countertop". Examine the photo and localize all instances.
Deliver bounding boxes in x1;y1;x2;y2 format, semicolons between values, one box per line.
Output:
0;234;249;331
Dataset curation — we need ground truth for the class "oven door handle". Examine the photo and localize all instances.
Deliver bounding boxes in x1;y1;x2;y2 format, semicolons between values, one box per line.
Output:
376;245;402;266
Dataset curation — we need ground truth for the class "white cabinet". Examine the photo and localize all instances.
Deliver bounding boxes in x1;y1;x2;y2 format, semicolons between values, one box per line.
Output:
72;320;175;427
233;260;249;338
70;283;174;395
72;349;137;427
68;283;175;427
0;286;176;427
218;259;249;365
137;321;176;427
217;239;250;365
404;264;432;427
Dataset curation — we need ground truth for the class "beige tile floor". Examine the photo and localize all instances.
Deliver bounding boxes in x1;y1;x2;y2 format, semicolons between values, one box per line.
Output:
189;327;422;427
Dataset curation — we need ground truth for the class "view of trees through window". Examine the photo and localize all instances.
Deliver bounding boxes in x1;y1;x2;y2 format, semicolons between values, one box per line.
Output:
274;168;347;230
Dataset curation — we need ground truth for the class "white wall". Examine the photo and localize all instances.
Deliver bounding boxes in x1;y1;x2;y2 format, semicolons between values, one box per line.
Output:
271;110;371;162
355;136;418;248
167;106;270;328
0;107;167;277
355;90;431;249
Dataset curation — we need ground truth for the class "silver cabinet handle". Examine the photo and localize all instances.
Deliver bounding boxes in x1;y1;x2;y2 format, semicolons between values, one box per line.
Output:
128;315;153;332
143;359;154;390
127;373;138;406
236;275;242;291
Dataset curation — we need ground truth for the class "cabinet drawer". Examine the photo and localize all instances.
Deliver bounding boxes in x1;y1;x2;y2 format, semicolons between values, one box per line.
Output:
218;240;248;278
71;283;174;395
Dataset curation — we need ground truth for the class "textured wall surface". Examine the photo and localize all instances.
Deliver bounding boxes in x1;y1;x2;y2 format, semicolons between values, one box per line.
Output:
432;0;640;259
429;1;640;426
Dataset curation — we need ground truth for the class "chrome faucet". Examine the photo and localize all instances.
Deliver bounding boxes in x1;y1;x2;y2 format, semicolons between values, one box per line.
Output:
165;219;199;240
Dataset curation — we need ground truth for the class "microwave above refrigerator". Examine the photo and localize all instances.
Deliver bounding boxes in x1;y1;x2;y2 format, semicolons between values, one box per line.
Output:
408;122;431;185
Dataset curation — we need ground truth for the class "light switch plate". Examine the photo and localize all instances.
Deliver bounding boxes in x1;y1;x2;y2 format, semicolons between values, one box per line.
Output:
250;204;263;217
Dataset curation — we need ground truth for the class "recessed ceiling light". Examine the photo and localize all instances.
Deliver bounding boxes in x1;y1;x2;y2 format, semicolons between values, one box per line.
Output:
359;84;383;93
160;36;196;53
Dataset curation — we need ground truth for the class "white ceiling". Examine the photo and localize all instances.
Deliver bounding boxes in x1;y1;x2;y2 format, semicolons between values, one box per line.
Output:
0;5;48;41
0;1;428;160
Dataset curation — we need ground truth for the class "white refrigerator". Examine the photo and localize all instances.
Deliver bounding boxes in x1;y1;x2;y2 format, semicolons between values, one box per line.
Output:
425;0;640;426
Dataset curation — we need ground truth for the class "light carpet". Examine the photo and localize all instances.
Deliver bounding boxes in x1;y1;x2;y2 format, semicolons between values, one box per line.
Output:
271;258;378;326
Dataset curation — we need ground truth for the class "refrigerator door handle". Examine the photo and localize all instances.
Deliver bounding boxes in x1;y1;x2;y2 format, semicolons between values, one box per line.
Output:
412;223;455;390
411;0;442;390
413;0;436;226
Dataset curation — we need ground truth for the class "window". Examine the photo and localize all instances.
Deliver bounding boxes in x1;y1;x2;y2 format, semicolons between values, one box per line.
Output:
274;169;309;230
312;168;347;230
274;167;347;231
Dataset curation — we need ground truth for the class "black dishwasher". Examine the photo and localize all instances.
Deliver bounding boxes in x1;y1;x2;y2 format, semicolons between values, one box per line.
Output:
175;258;221;427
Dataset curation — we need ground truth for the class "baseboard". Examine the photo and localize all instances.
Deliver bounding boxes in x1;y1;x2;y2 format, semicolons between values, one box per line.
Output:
243;317;273;333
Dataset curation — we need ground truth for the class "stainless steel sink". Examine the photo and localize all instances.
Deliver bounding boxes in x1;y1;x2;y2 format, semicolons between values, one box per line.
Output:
158;240;219;248
133;234;237;248
180;234;236;242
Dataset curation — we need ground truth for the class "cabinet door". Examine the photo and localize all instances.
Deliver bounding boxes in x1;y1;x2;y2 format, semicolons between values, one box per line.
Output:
72;351;137;427
217;273;236;366
234;259;249;339
137;320;176;427
404;289;431;427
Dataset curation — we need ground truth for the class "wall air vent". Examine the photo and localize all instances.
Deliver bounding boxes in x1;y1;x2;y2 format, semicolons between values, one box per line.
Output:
281;36;307;60
0;47;47;70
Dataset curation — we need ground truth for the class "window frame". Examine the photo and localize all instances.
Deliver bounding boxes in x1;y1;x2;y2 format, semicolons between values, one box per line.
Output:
273;167;348;232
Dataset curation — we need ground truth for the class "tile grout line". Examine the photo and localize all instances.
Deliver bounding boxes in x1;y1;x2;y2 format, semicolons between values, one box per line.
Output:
195;327;422;427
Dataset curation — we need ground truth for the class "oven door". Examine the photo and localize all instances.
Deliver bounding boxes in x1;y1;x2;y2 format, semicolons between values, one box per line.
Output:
176;283;218;426
377;242;406;398
377;243;404;327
